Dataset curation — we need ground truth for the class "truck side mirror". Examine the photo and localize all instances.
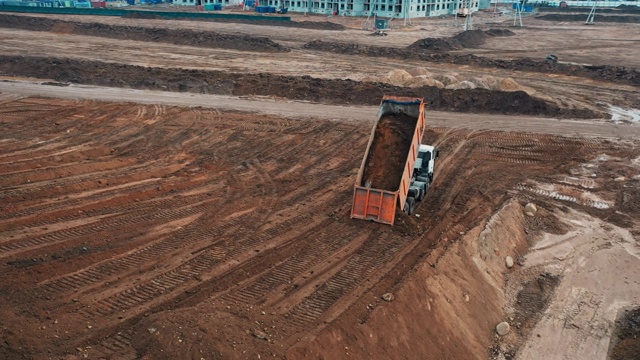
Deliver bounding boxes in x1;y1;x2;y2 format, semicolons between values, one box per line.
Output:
435;149;440;159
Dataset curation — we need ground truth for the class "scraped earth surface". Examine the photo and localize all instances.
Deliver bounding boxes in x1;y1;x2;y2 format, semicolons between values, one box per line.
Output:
0;97;638;359
0;7;640;360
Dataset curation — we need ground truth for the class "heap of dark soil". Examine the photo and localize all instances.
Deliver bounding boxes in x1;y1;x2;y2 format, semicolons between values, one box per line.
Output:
0;55;600;119
122;11;346;30
609;308;640;360
361;113;417;191
0;14;289;52
537;13;640;23
485;28;516;37
408;29;513;51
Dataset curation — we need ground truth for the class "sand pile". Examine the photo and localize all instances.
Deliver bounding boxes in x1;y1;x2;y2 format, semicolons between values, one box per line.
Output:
446;80;477;90
432;73;460;86
498;77;522;91
362;70;523;92
406;75;445;88
387;69;414;86
407;67;433;77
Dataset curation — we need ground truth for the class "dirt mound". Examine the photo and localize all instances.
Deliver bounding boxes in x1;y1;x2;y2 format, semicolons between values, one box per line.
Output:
406;75;445;88
431;73;460;86
408;37;463;52
361;113;417;191
0;14;289;52
446;80;477;90
485;28;516;37
0;55;601;118
452;29;490;48
480;75;499;89
407;67;433;77
408;29;511;51
387;69;413;86
498;77;522;91
468;77;491;90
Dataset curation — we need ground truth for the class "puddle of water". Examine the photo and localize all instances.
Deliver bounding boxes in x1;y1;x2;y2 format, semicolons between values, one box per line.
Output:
609;105;640;124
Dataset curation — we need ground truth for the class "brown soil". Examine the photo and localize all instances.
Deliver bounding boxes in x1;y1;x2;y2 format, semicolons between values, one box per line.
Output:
616;185;640;215
492;272;562;360
303;40;640;87
539;6;640;14
537;14;640;23
0;13;289;52
0;97;637;359
514;273;560;334
361;113;418;191
609;308;640;360
0;55;600;119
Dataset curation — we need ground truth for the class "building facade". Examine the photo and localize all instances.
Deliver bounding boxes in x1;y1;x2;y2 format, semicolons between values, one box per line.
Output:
173;0;480;18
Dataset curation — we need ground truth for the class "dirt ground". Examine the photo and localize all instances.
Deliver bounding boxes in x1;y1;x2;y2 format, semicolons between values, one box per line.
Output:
0;6;639;360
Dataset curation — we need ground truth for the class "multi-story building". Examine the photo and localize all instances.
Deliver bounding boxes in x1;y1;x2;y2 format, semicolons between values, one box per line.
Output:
172;0;480;18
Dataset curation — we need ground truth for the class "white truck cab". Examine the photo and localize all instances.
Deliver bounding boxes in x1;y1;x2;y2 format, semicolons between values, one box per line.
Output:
405;144;439;214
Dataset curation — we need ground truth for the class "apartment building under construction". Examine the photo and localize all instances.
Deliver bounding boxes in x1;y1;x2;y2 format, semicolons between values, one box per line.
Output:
174;0;480;18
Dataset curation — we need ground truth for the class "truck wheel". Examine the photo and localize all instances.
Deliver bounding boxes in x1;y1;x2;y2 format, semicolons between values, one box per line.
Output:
405;197;416;215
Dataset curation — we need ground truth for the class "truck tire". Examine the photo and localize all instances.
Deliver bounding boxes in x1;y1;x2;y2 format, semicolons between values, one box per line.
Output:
405;197;416;215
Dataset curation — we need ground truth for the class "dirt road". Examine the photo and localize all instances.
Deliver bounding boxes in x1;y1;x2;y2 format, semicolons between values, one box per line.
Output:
1;80;638;139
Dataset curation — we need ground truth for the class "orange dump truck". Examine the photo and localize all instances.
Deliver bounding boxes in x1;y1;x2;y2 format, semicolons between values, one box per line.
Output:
351;96;438;225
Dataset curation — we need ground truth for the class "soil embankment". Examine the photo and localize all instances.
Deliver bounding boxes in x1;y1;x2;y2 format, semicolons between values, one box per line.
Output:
0;13;289;52
0;55;600;118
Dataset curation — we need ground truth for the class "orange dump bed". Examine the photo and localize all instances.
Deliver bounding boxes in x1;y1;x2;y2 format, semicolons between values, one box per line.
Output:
350;96;426;225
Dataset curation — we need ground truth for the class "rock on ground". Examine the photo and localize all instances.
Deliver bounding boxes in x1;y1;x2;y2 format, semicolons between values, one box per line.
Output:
496;322;511;336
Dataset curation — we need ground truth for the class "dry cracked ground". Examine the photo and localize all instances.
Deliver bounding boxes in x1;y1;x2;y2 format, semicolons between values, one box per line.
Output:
0;7;639;360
